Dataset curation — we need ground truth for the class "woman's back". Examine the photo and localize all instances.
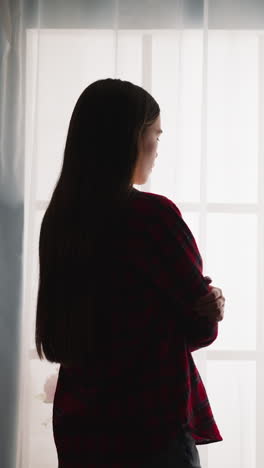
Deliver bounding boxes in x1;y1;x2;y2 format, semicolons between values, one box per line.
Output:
52;187;222;466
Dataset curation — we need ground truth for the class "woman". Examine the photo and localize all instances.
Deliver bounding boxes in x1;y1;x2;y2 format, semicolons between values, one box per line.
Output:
35;78;225;467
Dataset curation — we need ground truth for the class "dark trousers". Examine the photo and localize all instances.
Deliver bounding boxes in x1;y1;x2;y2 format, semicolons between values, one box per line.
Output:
141;430;202;468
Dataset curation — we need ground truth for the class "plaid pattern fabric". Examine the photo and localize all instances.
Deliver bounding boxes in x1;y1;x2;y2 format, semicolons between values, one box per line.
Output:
52;188;222;466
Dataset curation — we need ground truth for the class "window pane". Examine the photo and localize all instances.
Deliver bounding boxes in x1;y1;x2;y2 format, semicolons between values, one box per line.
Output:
207;31;258;203
152;31;203;203
26;30;116;201
181;211;200;246
206;361;256;468
206;213;257;350
116;31;142;85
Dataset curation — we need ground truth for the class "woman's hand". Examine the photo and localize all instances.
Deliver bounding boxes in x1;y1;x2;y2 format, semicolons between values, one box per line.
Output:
193;276;225;322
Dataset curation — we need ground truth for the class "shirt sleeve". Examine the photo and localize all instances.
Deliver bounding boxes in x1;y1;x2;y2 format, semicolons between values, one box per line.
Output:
129;194;218;352
155;196;218;352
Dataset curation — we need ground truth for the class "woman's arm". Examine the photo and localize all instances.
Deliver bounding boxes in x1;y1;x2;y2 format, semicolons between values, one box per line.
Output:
138;196;224;351
193;283;225;323
126;194;224;352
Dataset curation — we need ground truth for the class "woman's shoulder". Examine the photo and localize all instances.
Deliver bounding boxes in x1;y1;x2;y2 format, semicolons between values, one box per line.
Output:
130;187;182;219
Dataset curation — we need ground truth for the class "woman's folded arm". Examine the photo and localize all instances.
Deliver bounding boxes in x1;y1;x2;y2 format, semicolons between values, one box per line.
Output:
128;194;219;352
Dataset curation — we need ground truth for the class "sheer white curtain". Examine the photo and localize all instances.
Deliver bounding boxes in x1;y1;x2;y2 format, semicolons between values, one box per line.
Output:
1;1;263;467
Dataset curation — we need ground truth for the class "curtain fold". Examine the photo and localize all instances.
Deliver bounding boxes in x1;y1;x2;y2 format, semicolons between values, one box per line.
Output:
1;1;26;467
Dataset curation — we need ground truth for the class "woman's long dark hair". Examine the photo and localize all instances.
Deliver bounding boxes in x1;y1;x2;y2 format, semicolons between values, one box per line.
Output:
35;78;160;364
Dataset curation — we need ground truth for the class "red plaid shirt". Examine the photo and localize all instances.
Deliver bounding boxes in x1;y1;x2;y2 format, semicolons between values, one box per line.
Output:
52;188;223;467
